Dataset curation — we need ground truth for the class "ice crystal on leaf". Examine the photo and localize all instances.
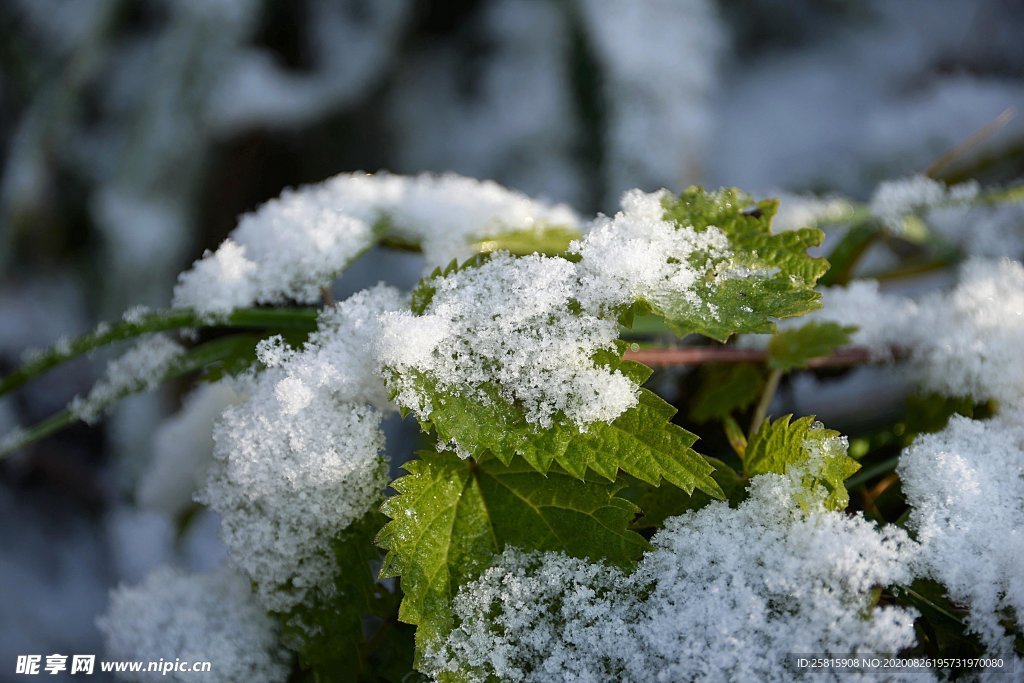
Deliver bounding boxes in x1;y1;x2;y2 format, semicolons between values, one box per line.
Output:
97;565;289;683
378;252;637;433
427;475;922;683
656;187;829;340
377;450;648;660
570;189;731;316
744;414;860;510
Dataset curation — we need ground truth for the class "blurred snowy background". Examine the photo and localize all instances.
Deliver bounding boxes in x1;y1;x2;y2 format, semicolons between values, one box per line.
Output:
2;0;1023;674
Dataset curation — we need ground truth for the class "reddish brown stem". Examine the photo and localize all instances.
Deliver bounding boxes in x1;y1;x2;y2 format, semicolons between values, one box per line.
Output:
623;346;880;368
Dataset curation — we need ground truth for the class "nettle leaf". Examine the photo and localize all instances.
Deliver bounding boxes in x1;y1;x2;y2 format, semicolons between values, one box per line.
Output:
626;457;746;530
745;414;860;510
690;363;765;423
402;356;722;498
767;321;856;372
657;187;830;341
377;451;648;660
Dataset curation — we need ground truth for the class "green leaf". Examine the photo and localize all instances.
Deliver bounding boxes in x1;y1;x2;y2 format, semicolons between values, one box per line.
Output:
690;363;765;423
657;187;830;341
626;457;745;530
377;451;648;660
744;414;860;510
400;358;722;498
767;321;856;372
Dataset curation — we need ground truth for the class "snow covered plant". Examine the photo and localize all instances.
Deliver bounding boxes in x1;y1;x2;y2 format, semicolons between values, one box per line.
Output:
4;171;1024;681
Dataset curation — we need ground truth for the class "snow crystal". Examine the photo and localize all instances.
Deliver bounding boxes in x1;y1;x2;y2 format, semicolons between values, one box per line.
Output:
137;382;240;517
428;475;922;682
377;252;638;434
869;175;978;232
173;173;580;317
97;565;289;683
198;288;400;612
69;336;184;424
571;189;730;315
899;414;1024;656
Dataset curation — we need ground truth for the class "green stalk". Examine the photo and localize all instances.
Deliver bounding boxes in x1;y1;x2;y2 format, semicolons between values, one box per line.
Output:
748;368;783;441
0;307;318;396
0;333;265;460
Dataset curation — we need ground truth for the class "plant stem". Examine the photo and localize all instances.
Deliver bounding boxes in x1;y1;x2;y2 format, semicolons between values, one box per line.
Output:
926;107;1016;179
0;307;318;396
748;368;783;437
0;333;265;460
623;346;877;368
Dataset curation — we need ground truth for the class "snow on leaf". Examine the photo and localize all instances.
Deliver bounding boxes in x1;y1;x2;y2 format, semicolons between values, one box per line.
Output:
380;252;721;498
425;475;921;682
376;451;648;661
745;414;860;510
899;415;1024;656
173;172;581;318
658;187;829;341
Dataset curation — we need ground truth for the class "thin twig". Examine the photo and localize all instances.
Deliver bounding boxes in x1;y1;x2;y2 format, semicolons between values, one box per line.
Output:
623;346;877;368
926;107;1016;179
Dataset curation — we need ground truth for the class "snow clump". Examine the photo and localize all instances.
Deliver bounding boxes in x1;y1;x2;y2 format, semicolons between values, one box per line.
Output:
428;475;922;682
899;414;1024;658
570;188;731;315
97;565;289;683
198;287;403;612
377;253;638;434
173;172;580;317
